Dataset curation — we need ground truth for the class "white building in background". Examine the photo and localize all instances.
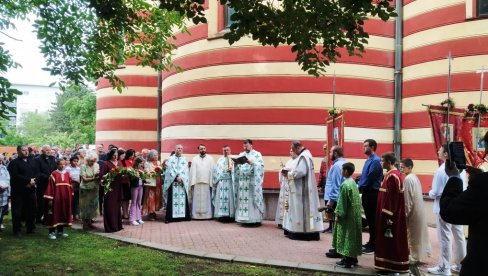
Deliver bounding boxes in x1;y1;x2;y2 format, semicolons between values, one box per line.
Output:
13;83;59;126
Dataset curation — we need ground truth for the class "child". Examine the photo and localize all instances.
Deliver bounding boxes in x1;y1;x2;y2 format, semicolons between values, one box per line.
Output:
65;156;80;221
0;154;10;231
44;159;73;240
129;158;145;226
332;162;362;268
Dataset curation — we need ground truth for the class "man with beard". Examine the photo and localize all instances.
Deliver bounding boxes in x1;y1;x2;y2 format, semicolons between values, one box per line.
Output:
189;144;214;220
213;145;237;222
33;145;56;224
283;141;323;240
8;145;39;236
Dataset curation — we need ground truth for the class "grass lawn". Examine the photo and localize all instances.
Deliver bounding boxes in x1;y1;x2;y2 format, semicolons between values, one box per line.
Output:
0;214;327;275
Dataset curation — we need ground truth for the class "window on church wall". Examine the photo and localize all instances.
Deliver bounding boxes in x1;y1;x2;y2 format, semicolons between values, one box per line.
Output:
479;0;488;16
224;3;236;29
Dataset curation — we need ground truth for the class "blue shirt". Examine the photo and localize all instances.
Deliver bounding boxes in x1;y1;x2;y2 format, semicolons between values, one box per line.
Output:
358;153;382;191
324;157;346;202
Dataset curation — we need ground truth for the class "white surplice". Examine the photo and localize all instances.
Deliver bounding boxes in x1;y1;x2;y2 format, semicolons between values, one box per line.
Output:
189;154;214;219
404;173;431;262
275;158;298;225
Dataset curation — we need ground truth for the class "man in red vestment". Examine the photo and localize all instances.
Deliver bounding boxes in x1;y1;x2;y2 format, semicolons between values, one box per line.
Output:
44;159;73;240
375;152;409;274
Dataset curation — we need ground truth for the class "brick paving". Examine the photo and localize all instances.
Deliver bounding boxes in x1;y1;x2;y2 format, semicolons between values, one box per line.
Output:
87;211;442;274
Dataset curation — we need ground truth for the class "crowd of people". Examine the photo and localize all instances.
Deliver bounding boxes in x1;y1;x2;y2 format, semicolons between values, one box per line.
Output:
1;134;486;276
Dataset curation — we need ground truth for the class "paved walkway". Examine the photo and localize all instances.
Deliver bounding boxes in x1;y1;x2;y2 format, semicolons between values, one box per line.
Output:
82;211;445;275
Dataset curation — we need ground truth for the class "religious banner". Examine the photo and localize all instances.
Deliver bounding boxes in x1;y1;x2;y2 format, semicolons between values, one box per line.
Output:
326;110;344;159
461;107;488;168
428;105;466;165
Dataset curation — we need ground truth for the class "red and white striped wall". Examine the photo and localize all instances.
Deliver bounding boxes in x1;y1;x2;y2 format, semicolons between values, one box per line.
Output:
96;1;488;191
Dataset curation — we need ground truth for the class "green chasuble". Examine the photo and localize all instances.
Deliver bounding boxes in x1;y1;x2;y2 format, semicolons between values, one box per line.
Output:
332;178;362;258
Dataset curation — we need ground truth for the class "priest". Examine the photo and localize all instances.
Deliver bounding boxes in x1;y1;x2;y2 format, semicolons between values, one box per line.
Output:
375;152;409;274
283;141;323;240
234;139;265;225
275;149;298;228
212;145;236;222
189;144;214;220
163;145;191;223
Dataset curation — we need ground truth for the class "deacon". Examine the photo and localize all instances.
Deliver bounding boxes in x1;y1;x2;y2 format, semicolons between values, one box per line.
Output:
163;145;191;223
234;139;265;225
283;141;323;240
275;149;298;228
374;152;409;274
399;158;431;265
212;145;236;222
189;144;214;219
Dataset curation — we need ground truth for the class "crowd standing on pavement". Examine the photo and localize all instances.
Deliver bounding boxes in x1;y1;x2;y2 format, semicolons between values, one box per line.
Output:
1;133;487;276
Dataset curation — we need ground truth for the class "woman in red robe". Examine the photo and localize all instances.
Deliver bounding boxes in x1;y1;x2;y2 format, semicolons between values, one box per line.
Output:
375;152;409;274
44;159;73;240
100;148;123;233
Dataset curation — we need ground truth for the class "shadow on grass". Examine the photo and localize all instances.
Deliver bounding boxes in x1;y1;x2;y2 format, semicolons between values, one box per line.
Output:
0;213;329;275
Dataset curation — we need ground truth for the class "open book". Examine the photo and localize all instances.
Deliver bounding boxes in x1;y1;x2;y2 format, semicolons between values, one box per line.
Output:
232;156;249;165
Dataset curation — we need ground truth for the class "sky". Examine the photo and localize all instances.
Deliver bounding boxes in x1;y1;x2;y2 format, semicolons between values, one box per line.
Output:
3;17;60;86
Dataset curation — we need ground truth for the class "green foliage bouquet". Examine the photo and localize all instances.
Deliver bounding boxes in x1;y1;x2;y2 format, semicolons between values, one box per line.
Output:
103;167;140;195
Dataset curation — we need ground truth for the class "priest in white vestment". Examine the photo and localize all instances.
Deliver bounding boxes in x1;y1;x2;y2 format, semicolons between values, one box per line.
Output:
275;149;298;227
400;158;431;264
234;139;265;225
283;141;323;240
189;144;214;220
212;145;236;222
163;145;191;223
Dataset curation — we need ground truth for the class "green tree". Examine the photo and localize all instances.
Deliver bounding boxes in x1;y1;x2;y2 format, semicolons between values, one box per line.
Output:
1;0;396;128
17;112;53;140
64;93;96;144
50;84;93;133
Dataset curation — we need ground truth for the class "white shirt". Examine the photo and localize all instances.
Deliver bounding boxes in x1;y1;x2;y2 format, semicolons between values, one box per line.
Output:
429;163;467;214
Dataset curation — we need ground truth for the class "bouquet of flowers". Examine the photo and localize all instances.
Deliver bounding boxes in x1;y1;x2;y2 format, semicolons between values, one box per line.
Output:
141;165;165;180
103;167;140;195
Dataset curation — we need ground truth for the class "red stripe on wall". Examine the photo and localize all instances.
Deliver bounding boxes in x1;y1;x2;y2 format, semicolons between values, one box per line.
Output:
403;72;488;98
401;143;437;160
169;24;208;47
97;76;157;90
404;4;465;36
96;119;157;131
162;76;394;102
97;96;157;110
95;141;157;151
161;109;394;129
401;111;431;129
363;19;395;38
163;47;393;79
161;139;393;159
404;36;488;67
403;0;415;5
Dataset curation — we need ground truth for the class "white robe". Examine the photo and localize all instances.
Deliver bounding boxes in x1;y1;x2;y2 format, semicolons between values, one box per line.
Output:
275;158;298;225
189;155;214;219
404;173;431;262
212;156;236;218
234;149;265;224
283;149;323;233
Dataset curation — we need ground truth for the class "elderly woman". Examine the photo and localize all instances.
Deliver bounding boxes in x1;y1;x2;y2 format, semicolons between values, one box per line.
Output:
80;152;100;230
143;149;163;220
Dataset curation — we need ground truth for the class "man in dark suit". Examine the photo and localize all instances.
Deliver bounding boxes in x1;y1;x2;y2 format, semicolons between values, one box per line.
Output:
33;145;56;223
8;145;39;236
441;147;488;275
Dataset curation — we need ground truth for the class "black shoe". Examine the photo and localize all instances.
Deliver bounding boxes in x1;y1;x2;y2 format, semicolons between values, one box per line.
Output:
325;251;342;258
328;248;336;253
321;226;332;233
336;258;353;268
362;246;374;255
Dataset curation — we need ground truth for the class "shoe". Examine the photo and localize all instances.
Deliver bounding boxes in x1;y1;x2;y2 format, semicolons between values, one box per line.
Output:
57;232;69;238
362;246;374;255
336;258;354;268
0;224;4;230
137;220;144;224
427;266;452;276
325;251;342;258
451;265;461;273
321;226;332;233
328;248;336;253
49;232;57;240
131;221;140;226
